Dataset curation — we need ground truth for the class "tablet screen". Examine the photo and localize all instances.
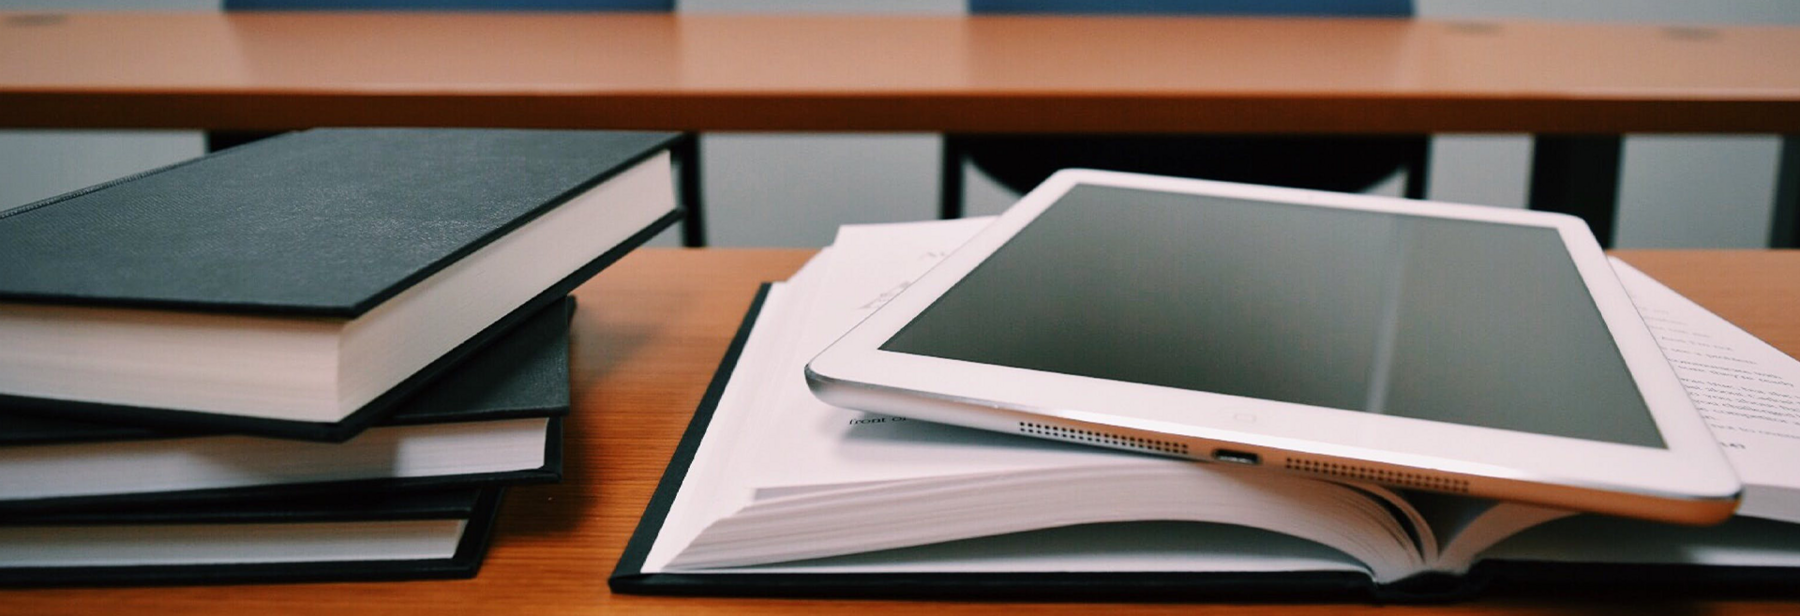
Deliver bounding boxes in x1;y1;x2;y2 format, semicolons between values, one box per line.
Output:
881;184;1666;448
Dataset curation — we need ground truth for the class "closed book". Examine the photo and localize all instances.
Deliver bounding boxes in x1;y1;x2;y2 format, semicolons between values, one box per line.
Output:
0;297;576;513
0;128;679;440
0;488;506;587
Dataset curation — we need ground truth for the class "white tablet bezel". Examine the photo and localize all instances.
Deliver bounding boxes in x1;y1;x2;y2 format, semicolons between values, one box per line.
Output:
808;169;1740;523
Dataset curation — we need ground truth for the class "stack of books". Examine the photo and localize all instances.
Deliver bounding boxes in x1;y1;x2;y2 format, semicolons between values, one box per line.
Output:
613;218;1800;601
0;128;682;586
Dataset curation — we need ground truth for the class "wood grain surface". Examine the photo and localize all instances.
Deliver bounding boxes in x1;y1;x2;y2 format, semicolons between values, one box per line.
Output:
3;12;1799;132
1;248;1797;615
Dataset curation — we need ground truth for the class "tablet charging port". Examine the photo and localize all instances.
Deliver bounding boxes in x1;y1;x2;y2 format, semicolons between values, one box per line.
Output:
1213;449;1260;465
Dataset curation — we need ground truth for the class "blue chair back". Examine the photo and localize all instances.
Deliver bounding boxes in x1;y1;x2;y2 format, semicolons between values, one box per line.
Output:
225;0;671;10
970;0;1411;17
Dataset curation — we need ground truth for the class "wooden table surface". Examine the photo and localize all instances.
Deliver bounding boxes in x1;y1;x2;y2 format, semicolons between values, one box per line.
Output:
3;247;1797;615
3;12;1800;133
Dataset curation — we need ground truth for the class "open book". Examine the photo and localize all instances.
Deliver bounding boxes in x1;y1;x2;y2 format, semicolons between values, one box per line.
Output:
613;219;1800;600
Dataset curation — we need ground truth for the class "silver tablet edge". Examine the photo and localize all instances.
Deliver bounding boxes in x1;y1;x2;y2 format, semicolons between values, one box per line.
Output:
806;363;1742;527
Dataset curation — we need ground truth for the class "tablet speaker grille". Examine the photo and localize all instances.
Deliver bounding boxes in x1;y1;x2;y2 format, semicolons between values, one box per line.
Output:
1285;457;1470;494
1018;422;1189;456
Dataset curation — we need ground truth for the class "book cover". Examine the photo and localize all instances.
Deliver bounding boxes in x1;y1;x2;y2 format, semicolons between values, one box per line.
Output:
0;129;677;316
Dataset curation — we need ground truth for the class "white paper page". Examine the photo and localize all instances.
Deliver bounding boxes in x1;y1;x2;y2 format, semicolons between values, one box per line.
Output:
1611;258;1800;524
0;520;465;566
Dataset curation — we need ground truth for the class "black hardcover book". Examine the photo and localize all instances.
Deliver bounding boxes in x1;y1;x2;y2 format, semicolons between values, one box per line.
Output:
0;298;576;514
0;128;680;440
0;488;507;587
611;285;1800;603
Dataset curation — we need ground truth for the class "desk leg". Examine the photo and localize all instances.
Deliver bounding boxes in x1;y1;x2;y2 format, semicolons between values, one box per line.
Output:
1529;135;1622;248
940;136;966;219
206;131;282;153
675;136;706;248
1403;138;1431;200
1773;135;1799;248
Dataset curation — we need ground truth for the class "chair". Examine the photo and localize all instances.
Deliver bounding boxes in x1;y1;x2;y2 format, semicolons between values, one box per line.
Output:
943;0;1428;219
214;0;708;247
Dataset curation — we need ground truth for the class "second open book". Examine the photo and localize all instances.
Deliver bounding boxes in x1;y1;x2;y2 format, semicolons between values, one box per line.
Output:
613;219;1800;599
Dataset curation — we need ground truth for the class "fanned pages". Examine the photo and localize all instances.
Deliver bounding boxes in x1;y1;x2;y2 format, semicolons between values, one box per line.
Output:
1610;258;1800;524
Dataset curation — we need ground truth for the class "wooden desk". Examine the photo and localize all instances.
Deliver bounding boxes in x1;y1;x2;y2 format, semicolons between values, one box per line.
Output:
3;12;1799;246
2;247;1795;615
2;12;1799;133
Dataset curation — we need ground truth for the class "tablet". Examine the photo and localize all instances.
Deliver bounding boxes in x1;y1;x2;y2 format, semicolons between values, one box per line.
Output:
806;169;1741;525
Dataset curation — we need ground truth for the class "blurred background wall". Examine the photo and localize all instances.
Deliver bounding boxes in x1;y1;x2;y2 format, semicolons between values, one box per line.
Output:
1;0;1795;248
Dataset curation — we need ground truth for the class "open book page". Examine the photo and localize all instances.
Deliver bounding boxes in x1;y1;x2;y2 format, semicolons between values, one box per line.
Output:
1611;258;1800;524
643;219;1431;582
1406;494;1574;573
1479;513;1800;568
